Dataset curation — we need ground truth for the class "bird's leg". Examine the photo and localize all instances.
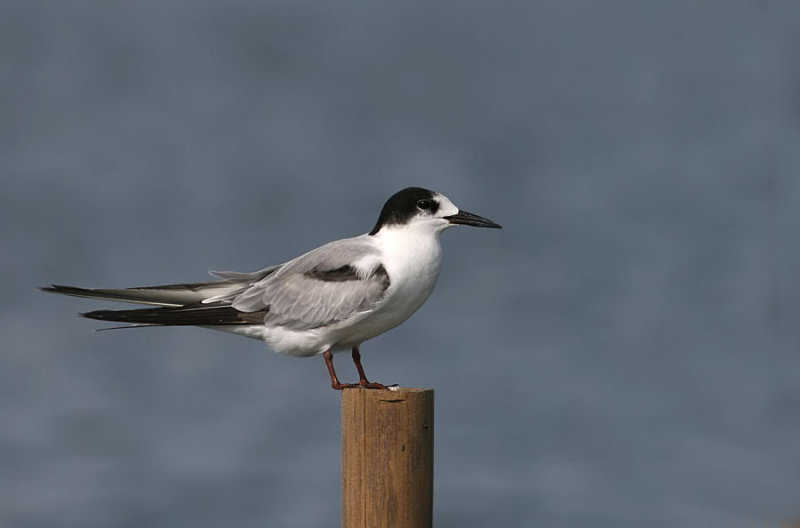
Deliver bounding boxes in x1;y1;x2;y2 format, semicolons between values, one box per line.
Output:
324;349;359;390
351;346;389;390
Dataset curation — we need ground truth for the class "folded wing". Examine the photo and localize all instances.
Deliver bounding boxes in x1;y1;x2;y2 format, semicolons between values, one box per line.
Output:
231;237;391;330
43;238;390;331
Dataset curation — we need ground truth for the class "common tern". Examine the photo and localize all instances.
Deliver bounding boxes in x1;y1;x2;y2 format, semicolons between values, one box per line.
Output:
42;187;501;389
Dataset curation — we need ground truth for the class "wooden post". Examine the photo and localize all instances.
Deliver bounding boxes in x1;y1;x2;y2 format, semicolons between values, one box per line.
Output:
341;388;434;528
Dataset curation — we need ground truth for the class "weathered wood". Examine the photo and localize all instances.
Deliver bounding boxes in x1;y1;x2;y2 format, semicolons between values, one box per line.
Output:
341;388;434;528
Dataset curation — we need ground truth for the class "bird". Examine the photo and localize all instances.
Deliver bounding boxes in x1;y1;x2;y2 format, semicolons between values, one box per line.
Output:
42;187;502;389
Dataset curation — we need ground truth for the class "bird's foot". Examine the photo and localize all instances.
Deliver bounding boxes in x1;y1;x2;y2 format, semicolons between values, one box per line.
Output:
330;380;393;390
331;382;360;390
358;380;390;390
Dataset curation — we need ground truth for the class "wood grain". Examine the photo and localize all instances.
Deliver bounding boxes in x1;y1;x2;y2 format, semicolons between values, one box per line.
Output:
342;388;434;528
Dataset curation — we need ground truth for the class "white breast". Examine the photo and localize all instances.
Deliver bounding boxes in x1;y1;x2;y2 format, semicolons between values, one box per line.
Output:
329;226;443;346
380;227;443;311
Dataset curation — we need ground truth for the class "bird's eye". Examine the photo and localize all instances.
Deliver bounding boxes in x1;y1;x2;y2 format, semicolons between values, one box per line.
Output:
416;199;432;210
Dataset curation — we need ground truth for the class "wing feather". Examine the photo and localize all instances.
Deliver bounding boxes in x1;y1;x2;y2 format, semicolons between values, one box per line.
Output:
231;237;390;330
42;266;280;307
41;283;236;307
45;235;389;333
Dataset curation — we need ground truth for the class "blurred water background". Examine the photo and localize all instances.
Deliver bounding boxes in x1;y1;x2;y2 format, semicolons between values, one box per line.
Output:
3;1;800;526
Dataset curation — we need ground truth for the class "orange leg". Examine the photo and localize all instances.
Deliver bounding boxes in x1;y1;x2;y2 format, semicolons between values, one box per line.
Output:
351;346;388;389
323;348;388;390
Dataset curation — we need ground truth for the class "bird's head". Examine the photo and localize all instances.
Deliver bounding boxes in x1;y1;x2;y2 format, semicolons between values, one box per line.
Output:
369;187;502;236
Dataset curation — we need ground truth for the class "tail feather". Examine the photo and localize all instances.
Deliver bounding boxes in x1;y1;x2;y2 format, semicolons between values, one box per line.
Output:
42;267;280;329
82;302;267;326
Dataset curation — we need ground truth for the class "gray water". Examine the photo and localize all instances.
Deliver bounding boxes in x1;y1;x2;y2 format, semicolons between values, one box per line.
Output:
3;1;799;526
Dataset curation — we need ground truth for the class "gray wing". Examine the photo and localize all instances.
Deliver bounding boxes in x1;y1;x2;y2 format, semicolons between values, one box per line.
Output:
231;237;390;330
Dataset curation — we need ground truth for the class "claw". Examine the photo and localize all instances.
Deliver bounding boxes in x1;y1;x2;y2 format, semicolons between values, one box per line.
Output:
358;380;389;390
